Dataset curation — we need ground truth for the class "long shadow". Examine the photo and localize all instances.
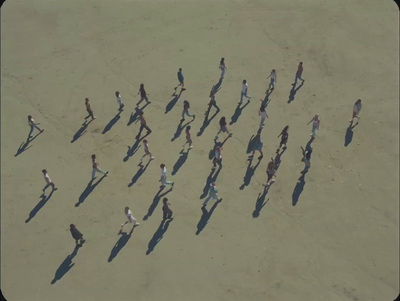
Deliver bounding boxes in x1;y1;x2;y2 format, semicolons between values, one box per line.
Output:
171;119;194;141
209;136;230;160
25;190;55;223
260;89;273;107
292;173;306;206
253;186;270;218
229;99;250;125
196;201;221;235
146;219;173;255
102;111;122;134
75;176;106;207
197;110;219;137
274;147;287;172
143;188;172;220
171;149;191;175
165;94;181;114
287;82;304;103
15;131;42;157
200;168;222;199
345;122;358;147
128;160;151;187
123;133;150;162
213;77;223;94
108;226;135;262
246;134;257;154
127;104;149;126
71;119;93;143
51;245;80;284
240;157;262;190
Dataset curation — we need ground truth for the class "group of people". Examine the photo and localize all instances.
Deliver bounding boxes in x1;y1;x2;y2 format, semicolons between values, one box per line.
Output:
25;59;363;247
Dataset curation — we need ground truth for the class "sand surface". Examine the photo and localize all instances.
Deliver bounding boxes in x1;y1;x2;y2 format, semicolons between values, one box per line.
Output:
1;1;398;300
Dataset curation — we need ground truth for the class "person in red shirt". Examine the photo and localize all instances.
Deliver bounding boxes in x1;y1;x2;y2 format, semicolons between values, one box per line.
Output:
293;62;305;86
136;111;152;139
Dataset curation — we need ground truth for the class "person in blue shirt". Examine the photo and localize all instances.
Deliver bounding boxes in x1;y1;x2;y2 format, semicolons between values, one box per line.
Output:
173;68;186;95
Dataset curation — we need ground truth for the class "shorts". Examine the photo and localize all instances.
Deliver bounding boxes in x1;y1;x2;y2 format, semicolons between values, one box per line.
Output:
220;125;228;132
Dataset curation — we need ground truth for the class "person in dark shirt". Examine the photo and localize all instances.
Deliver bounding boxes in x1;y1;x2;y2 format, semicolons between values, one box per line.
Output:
293;62;305;86
276;125;289;153
137;84;151;106
162;198;173;221
173;68;186;95
136;111;152;139
70;224;86;246
85;98;96;120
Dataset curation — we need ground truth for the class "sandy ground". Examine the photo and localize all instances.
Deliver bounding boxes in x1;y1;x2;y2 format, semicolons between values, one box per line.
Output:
1;1;398;300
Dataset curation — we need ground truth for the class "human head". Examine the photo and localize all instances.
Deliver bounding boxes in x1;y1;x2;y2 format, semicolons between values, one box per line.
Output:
356;99;361;104
221;116;226;122
283;125;289;132
221;57;224;62
179;68;182;72
28;115;32;120
163;197;168;204
85;98;89;103
300;62;303;65
243;79;247;84
315;114;319;118
143;139;148;143
42;169;47;174
124;206;129;214
272;69;276;72
160;164;165;169
115;91;120;97
91;154;96;160
186;125;191;131
211;182;216;187
140;83;144;89
70;224;76;229
139;111;144;116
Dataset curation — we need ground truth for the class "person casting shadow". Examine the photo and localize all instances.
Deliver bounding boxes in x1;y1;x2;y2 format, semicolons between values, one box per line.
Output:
128;160;151;187
25;189;56;223
287;82;304;103
143;187;172;220
75;175;106;207
51;245;80;284
229;99;250;125
127;104;149;126
71;119;94;143
240;156;262;190
146;219;173;255
260;89;273;108
123;133;150;162
171;148;191;175
200;168;221;199
196;200;221;235
345;121;358;147
171;119;194;141
108;226;136;262
253;187;270;218
102;110;122;134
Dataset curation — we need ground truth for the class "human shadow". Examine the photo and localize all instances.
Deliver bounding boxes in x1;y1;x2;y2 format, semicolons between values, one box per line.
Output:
25;190;56;223
213;77;223;94
71;119;93;143
128;160;151;187
287;82;304;103
200;168;222;199
240;157;262;190
171;148;191;175
345;122;358;147
123;133;150;162
196;200;221;235
252;186;270;218
51;245;80;284
197;109;219;137
292;173;306;206
75;176;106;207
229;99;250;125
127;104;149;126
274;147;287;172
245;134;257;154
260;89;273;107
165;94;181;114
171;119;194;141
102;111;122;134
108;226;135;262
146;219;173;255
143;187;172;220
15;131;42;156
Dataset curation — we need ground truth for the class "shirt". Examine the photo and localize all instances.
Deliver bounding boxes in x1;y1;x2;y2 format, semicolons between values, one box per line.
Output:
28;118;35;126
140;87;146;97
270;72;276;80
139;115;146;124
215;149;222;160
297;64;303;73
353;102;362;114
178;71;184;82
85;102;92;112
313;118;320;127
144;143;149;152
209;185;218;197
185;129;191;140
161;167;167;179
242;83;248;93
260;111;267;119
43;173;51;184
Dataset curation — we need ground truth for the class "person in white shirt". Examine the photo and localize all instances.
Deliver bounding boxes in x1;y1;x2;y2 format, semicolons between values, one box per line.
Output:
259;104;269;129
350;99;362;123
266;69;277;92
240;79;251;103
28;115;43;138
119;206;140;234
91;154;109;180
42;169;57;193
160;164;174;188
202;182;222;207
115;91;124;111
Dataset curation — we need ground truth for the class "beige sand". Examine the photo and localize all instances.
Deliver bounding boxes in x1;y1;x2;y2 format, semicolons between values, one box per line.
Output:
1;1;398;300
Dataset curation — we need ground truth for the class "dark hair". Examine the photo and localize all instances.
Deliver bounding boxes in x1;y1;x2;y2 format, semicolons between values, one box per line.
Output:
186;125;191;130
183;100;189;107
220;57;224;63
115;91;120;97
163;197;168;204
139;111;143;116
28;115;32;120
143;139;148;143
160;164;165;168
91;154;96;159
42;169;47;173
85;98;89;101
70;224;75;229
283;125;289;132
272;69;276;72
140;83;144;89
179;68;182;71
242;79;246;84
300;62;303;64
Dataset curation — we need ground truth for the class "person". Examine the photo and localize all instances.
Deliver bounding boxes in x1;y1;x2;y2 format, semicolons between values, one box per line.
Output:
181;100;195;122
212;146;223;170
174;68;186;93
203;182;222;207
276;125;289;153
294;62;305;86
307;114;320;138
215;117;232;140
350;99;362;123
115;91;124;111
265;158;276;186
162;198;173;220
42;169;57;193
119;206;140;234
28;115;43;137
248;130;263;160
206;85;220;115
240;79;251;104
85;98;96;120
136;111;152;139
219;57;227;79
266;69;277;92
259;105;268;129
301;146;312;173
140;139;155;163
183;125;193;149
70;224;86;246
91;154;109;180
137;84;151;106
160;164;174;188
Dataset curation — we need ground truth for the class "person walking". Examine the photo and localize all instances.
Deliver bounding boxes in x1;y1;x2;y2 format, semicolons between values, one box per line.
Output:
162;198;173;221
140;139;155;163
215;117;232;140
136;111;152;139
265;158;276;187
137;84;151;106
350;99;362;123
91;154;109;180
160;164;174;188
239;79;251;104
301;146;312;173
173;68;186;95
219;57;227;79
183;125;193;149
307;114;320;138
119;206;140;234
85;98;96;120
276;125;289;153
27;115;44;138
259;104;269;129
248;130;264;160
70;224;86;246
293;62;305;86
206;86;220;115
181;100;195;122
115;91;124;111
202;182;222;207
266;69;277;92
212;146;223;170
42;169;57;193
